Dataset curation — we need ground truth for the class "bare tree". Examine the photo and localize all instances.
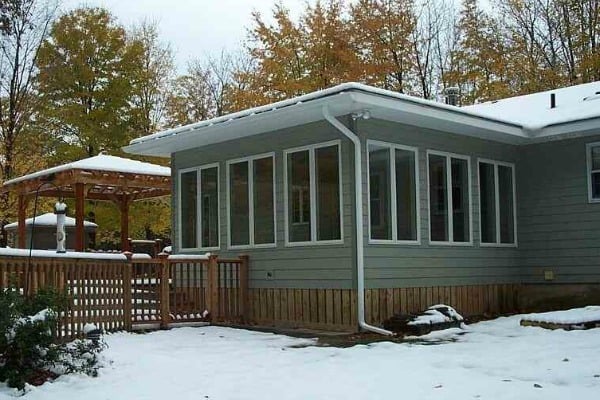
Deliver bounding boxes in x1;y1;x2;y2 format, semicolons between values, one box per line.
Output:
412;0;457;99
129;19;174;136
0;0;57;245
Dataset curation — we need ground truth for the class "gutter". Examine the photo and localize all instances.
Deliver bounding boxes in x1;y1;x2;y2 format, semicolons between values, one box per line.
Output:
322;106;395;336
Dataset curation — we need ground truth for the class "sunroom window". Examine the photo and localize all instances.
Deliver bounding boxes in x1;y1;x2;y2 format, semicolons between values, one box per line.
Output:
285;142;342;244
368;141;418;243
428;152;471;244
179;164;219;249
228;154;275;247
587;143;600;202
478;160;516;245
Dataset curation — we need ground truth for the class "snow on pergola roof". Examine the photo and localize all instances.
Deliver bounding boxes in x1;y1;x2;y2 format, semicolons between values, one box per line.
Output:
4;154;170;186
4;213;98;229
2;154;171;201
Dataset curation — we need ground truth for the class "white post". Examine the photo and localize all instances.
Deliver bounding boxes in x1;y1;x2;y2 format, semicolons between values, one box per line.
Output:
55;201;67;253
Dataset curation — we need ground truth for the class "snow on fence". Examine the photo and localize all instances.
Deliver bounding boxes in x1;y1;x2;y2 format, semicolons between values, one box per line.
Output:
0;253;249;341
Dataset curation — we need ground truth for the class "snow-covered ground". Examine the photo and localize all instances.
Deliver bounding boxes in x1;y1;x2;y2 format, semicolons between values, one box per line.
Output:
2;314;599;400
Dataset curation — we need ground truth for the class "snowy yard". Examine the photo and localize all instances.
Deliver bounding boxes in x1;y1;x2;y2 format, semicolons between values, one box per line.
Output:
2;313;599;400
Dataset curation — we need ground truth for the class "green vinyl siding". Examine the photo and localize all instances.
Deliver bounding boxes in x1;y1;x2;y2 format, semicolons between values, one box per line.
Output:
172;120;356;289
171;115;600;291
518;135;600;284
357;118;520;289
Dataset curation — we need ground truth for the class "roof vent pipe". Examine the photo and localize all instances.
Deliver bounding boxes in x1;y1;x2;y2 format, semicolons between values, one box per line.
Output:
550;93;556;109
444;87;460;106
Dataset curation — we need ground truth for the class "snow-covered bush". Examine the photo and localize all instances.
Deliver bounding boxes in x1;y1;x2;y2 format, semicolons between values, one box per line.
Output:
0;286;106;390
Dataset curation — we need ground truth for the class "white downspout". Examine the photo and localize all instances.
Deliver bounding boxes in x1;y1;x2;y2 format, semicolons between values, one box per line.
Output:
323;106;394;336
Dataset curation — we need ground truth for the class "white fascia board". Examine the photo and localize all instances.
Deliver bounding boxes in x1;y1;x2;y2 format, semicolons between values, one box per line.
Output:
124;93;358;157
348;92;529;145
529;117;600;143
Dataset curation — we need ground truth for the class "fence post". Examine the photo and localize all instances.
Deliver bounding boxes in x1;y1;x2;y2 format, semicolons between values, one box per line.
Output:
207;255;219;320
122;255;132;331
239;255;249;323
159;258;171;329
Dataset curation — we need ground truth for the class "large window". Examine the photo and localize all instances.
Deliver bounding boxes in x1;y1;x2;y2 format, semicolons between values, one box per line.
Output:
587;142;600;202
285;141;342;245
478;160;516;245
179;164;219;250
227;154;276;248
368;141;419;243
428;151;471;244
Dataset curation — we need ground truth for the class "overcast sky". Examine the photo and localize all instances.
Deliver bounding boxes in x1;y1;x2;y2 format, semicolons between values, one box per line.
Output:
62;0;311;71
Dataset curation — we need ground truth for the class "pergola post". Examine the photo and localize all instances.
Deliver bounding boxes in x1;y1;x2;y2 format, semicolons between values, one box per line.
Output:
17;194;28;248
120;195;130;252
75;183;85;252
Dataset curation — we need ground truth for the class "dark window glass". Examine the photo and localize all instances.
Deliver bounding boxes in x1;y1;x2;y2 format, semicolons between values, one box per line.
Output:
479;162;497;243
230;162;250;245
316;145;341;241
181;171;197;248
369;145;392;240
429;155;448;241
288;150;311;242
200;167;219;248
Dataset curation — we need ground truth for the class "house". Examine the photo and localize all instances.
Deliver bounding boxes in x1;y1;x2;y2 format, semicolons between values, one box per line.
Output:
124;81;600;334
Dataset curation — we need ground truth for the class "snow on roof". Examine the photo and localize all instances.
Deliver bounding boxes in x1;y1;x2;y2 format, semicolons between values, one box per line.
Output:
127;81;600;151
465;81;600;130
3;213;98;229
128;82;522;147
4;154;170;186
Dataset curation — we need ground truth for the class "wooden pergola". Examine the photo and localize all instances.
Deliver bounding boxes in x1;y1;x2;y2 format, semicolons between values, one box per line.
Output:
2;155;171;252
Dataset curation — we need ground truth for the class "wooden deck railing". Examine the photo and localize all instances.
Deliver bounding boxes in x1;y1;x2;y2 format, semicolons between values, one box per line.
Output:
0;254;249;341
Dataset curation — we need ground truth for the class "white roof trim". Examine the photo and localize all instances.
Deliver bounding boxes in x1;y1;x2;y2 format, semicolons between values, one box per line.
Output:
125;82;600;157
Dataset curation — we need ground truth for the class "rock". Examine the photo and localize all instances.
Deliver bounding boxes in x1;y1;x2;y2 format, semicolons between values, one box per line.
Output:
533;383;543;388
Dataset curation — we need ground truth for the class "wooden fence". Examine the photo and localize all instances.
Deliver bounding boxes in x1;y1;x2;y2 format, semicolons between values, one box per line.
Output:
0;254;249;341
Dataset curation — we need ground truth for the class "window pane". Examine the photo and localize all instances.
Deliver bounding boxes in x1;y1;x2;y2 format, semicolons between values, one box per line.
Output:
316;145;341;241
592;146;600;170
288;151;311;242
200;167;219;248
451;158;470;242
369;145;392;240
498;165;515;244
180;171;197;248
429;154;448;241
254;157;275;244
395;149;417;241
230;162;250;246
593;172;600;199
479;162;497;243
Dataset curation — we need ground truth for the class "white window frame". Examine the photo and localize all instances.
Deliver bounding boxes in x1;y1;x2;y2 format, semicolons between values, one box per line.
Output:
586;142;600;203
178;163;220;251
226;152;277;250
366;140;420;245
477;159;518;247
426;150;473;246
283;140;344;247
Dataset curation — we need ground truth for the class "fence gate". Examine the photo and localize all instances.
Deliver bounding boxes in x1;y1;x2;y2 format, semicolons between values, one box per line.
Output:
131;258;213;328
